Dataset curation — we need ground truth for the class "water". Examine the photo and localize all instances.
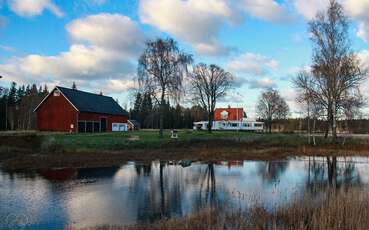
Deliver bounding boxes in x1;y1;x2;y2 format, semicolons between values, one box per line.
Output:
1;157;369;229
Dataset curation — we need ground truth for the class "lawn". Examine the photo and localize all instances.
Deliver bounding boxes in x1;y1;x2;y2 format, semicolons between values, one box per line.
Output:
50;130;262;151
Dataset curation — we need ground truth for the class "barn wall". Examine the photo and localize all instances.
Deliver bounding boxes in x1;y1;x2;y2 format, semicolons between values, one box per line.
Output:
36;93;78;132
78;112;128;132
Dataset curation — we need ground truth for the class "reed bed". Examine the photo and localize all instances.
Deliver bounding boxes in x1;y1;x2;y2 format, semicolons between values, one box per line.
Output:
71;187;369;230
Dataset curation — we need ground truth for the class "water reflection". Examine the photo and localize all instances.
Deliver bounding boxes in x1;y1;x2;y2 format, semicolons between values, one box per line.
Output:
257;161;289;182
1;157;368;229
306;157;362;193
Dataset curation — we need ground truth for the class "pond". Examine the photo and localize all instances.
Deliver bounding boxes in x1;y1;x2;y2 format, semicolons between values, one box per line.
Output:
1;156;369;229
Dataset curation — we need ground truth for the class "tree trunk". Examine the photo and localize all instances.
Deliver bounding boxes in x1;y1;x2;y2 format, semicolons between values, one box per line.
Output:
207;112;213;133
332;102;337;140
325;109;331;138
307;101;311;144
269;119;272;133
159;93;165;138
313;118;316;146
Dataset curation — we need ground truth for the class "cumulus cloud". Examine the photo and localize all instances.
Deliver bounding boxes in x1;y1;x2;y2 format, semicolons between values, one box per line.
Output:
241;0;293;22
139;0;239;56
293;0;369;43
227;52;279;89
8;0;64;17
343;0;369;42
358;49;369;72
247;77;276;89
139;0;294;56
293;0;329;20
0;14;144;92
227;53;279;76
66;13;144;54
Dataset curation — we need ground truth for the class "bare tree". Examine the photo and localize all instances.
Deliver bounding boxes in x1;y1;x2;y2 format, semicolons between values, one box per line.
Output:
294;71;325;144
256;89;289;133
189;63;233;133
138;38;192;137
298;0;367;139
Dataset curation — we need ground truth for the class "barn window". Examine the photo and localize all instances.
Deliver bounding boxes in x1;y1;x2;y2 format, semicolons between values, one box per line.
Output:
86;122;93;132
78;121;86;133
53;90;60;96
93;122;100;132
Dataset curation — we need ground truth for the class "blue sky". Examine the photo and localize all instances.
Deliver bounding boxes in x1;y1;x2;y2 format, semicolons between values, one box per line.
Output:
0;0;369;117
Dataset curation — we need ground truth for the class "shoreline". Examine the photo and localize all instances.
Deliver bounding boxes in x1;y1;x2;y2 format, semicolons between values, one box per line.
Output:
2;145;369;171
2;131;369;171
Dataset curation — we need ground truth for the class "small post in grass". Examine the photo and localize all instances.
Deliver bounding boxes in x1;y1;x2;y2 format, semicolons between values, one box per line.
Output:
171;129;178;139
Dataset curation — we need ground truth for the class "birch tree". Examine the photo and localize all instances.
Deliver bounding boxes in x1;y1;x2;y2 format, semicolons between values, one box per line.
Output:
299;0;367;139
138;38;192;137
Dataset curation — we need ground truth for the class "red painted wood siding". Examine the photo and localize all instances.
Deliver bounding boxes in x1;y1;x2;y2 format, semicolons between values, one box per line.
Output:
78;112;128;132
37;93;78;132
214;108;244;121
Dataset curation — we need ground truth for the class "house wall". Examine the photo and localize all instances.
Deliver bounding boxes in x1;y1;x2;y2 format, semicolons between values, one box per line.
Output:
78;112;128;132
36;92;78;132
214;108;244;121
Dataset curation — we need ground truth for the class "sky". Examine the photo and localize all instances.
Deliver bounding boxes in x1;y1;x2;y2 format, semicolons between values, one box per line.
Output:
0;0;369;118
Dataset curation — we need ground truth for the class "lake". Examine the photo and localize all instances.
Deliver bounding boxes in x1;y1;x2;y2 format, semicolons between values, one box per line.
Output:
1;156;369;229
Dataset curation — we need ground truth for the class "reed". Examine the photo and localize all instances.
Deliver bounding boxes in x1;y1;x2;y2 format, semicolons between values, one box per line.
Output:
72;187;369;230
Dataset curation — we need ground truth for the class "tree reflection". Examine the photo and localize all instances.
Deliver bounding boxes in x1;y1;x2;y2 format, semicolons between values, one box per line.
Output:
133;161;183;223
257;160;289;183
198;163;217;207
306;156;361;193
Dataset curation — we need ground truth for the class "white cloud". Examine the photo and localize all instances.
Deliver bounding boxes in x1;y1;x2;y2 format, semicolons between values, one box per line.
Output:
248;77;276;89
8;0;64;17
139;0;239;56
293;0;369;43
343;0;369;41
139;0;296;56
0;14;144;92
0;44;15;52
241;0;293;22
66;14;144;54
358;49;369;72
227;53;279;75
293;0;329;20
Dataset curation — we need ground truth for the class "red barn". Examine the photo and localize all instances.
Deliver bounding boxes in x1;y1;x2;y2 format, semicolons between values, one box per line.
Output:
214;107;244;121
34;86;129;133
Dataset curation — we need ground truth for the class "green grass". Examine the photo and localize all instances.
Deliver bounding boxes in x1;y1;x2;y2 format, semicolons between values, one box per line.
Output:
3;129;369;154
50;130;261;151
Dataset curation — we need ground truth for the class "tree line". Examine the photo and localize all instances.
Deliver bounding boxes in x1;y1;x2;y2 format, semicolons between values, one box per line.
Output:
129;92;207;129
0;82;49;130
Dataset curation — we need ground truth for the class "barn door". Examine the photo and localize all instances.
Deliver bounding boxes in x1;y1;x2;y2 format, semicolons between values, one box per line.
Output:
100;118;107;132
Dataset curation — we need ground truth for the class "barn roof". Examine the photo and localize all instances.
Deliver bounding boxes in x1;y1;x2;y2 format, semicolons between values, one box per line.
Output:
34;86;128;116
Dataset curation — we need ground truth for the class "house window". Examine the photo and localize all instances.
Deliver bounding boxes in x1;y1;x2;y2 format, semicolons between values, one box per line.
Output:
112;123;127;132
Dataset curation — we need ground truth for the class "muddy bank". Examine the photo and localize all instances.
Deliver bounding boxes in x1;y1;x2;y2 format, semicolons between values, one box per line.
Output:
1;133;369;171
2;145;369;171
